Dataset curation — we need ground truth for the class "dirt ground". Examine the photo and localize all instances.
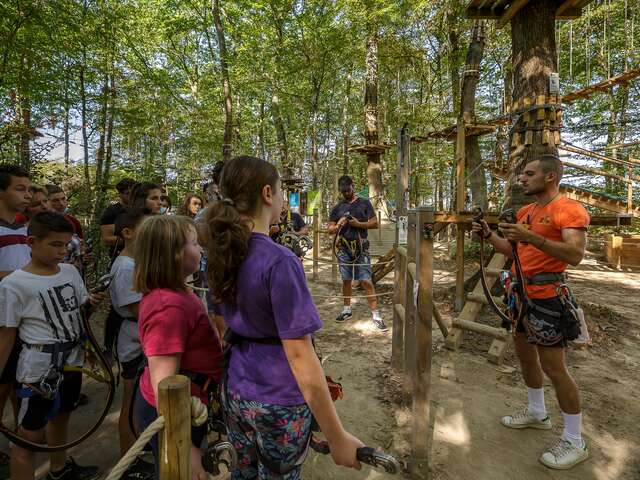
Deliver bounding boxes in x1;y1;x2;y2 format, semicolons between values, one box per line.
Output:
2;244;639;480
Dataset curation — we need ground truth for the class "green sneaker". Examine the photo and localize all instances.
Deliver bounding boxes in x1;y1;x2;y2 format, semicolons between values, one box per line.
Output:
540;438;589;470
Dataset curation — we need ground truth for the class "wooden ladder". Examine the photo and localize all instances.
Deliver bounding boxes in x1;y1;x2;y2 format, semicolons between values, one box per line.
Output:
445;252;512;364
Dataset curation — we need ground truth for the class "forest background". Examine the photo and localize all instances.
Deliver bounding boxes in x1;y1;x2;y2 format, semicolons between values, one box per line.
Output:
1;0;638;230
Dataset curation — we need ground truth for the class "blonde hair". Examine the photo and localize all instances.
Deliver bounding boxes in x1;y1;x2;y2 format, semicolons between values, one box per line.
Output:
133;215;196;294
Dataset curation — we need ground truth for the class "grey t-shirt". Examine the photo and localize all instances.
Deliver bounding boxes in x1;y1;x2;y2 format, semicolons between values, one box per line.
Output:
0;264;87;382
109;255;142;362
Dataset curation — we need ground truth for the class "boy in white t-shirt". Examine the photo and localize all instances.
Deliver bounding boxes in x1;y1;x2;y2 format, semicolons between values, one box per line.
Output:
109;208;153;479
0;212;103;480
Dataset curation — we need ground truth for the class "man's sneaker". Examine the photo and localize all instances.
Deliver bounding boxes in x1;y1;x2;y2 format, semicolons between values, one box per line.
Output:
335;310;352;322
46;457;100;480
539;438;588;470
122;457;155;479
500;408;552;430
373;318;389;332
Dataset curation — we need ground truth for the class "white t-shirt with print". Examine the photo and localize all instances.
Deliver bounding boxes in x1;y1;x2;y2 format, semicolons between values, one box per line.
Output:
0;263;87;383
109;255;142;362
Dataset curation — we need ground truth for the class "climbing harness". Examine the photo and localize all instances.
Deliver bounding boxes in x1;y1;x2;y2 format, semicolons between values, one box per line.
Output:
475;207;584;343
272;210;313;258
221;329;401;474
0;273;116;453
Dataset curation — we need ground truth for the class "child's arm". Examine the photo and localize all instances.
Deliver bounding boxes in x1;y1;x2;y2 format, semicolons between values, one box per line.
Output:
147;354;181;400
282;335;363;469
0;327;17;376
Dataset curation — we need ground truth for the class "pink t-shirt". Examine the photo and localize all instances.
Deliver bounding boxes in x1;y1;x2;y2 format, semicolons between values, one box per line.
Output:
138;288;223;407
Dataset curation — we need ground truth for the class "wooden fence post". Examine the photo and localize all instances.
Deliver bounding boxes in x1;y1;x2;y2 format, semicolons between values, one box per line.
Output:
313;208;319;282
158;375;191;480
392;125;410;372
331;245;338;285
411;207;434;479
403;210;417;398
378;210;383;243
454;118;466;311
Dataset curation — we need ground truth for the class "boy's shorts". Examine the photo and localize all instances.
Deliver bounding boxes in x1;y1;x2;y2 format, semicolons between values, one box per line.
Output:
337;249;372;281
121;354;145;380
0;344;19;385
17;370;82;431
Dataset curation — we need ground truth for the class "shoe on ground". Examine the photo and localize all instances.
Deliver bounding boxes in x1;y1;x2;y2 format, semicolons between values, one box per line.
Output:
335;311;353;323
46;457;100;480
0;451;9;480
500;408;551;430
539;438;588;470
373;318;389;332
122;457;155;480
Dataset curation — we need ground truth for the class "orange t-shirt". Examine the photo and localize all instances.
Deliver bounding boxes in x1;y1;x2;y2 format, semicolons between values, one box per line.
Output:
513;196;590;299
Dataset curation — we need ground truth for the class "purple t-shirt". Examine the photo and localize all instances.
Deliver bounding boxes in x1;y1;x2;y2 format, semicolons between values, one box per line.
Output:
215;233;322;406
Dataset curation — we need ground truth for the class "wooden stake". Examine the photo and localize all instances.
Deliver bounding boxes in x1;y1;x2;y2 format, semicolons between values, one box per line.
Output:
455;119;466;311
403;211;417;398
411;207;434;479
158;375;191;480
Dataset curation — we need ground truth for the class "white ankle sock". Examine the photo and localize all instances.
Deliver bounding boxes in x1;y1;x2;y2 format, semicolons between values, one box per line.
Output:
561;412;583;448
342;306;351;314
527;387;547;420
372;310;381;321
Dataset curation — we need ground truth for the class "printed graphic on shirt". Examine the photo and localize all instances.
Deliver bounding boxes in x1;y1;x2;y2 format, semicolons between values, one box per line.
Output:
37;282;83;342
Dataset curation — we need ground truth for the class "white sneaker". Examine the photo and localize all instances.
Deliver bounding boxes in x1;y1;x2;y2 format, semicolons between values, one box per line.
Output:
539;438;588;470
500;408;552;430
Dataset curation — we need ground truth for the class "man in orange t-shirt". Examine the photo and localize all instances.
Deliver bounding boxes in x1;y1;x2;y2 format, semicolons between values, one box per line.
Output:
473;154;589;470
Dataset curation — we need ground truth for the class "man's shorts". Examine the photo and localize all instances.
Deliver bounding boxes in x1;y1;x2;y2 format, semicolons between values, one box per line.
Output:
17;370;82;431
337;249;372;281
0;344;19;385
517;296;579;348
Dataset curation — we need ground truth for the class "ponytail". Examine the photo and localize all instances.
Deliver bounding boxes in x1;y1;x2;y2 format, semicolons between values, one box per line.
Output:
205;156;279;303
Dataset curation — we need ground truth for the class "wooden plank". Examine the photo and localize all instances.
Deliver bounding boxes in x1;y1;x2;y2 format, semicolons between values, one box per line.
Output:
452;319;508;339
557;0;582;16
563;160;633;183
158;375;192;480
563;67;640;104
403;211;417;398
455;118;466;311
559;142;640;167
467;291;505;306
497;0;529;28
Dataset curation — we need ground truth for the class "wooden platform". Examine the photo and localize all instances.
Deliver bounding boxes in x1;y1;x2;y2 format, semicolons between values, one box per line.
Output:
466;0;592;26
412;123;496;143
563;68;640;104
348;143;394;155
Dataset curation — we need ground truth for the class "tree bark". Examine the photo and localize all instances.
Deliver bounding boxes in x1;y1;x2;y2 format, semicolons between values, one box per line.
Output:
364;33;383;211
79;59;91;191
460;21;487;210
271;91;289;168
212;0;233;162
504;0;559;211
94;74;109;190
341;69;351;175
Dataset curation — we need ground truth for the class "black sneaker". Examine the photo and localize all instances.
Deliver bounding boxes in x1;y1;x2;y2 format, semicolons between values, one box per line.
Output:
335;310;353;323
1;451;9;480
122;457;155;480
46;457;100;480
373;318;389;332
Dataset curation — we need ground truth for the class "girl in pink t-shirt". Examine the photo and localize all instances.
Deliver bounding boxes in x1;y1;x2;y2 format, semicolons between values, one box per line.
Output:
133;215;223;480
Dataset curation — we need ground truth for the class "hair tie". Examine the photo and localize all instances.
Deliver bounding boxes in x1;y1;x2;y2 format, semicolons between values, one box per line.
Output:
221;197;235;207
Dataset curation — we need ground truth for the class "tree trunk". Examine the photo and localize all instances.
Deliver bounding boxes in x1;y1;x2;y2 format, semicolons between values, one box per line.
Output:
341;69;351;175
258;99;266;159
63;104;70;173
271;91;289;169
364;33;383;211
79;56;91;190
504;0;559;211
94;74;109;190
212;0;233;162
461;21;488;210
18;96;31;171
95;75;116;219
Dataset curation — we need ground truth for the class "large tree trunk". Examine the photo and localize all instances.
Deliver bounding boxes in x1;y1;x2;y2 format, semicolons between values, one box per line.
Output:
212;0;233;162
504;0;559;211
341;69;351;175
271;91;289;168
364;33;383;211
461;21;488;210
94;75;109;190
79;55;91;191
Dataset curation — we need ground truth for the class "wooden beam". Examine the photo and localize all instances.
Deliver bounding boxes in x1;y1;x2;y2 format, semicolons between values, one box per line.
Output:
563;68;640;104
497;0;529;29
557;0;581;16
563;160;633;184
560;143;640;167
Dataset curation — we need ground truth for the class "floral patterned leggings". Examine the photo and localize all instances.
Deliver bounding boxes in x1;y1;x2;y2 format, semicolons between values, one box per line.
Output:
222;388;314;480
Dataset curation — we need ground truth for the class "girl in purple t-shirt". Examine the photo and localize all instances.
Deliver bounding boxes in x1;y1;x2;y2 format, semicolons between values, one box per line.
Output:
205;155;364;478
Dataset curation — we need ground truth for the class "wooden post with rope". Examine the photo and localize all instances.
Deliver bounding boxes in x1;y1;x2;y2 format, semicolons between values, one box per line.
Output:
411;206;434;479
313;208;319;281
158;375;191;480
403;210;418;398
392;125;410;372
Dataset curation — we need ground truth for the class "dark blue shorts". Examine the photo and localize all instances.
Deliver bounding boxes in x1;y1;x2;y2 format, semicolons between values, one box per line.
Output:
337;249;372;281
222;388;313;480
